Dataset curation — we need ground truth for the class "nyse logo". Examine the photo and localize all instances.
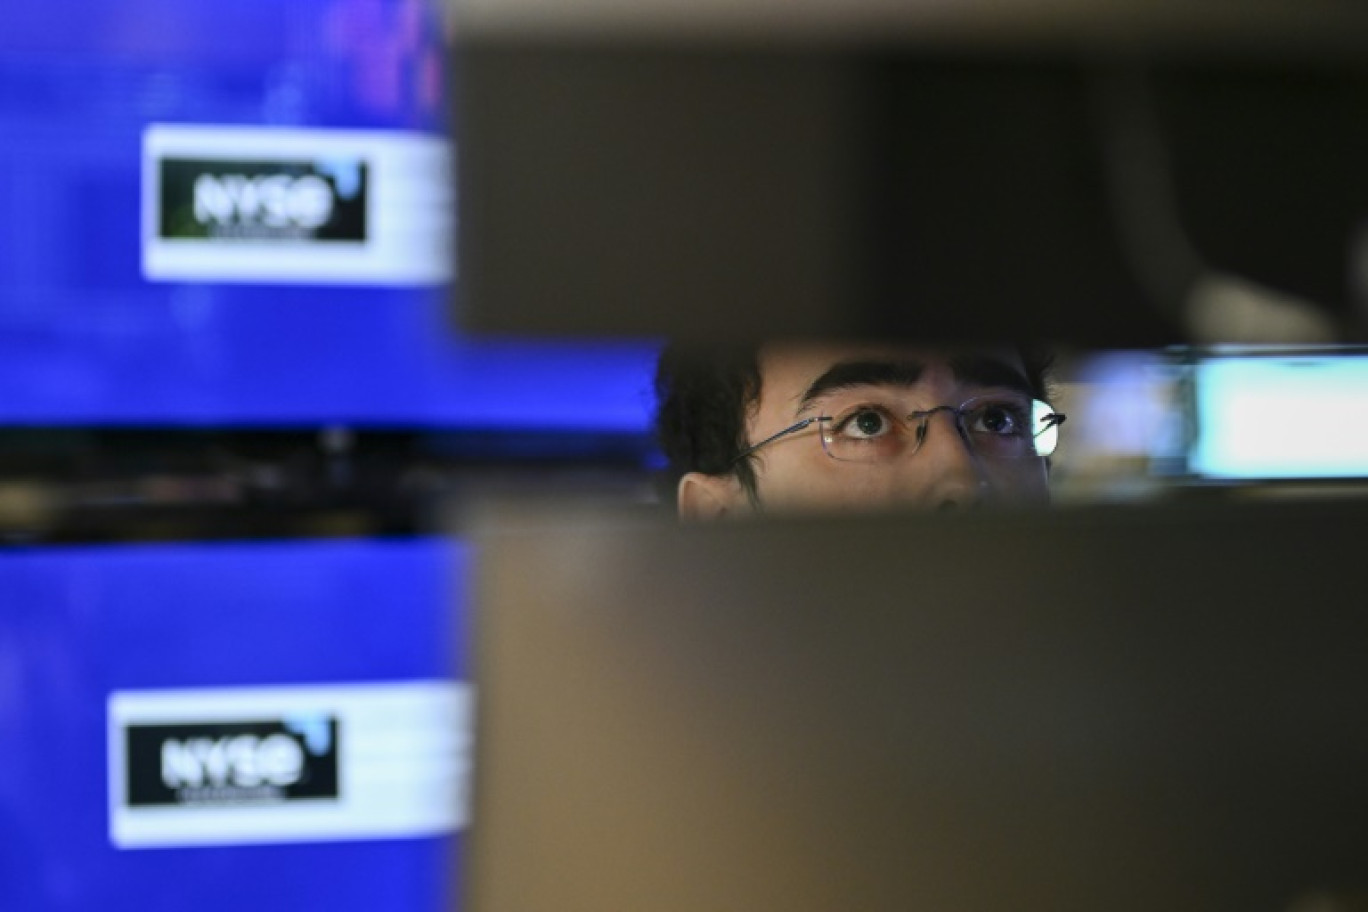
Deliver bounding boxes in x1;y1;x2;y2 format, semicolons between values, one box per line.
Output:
126;719;340;807
162;733;305;789
158;158;367;242
193;173;335;232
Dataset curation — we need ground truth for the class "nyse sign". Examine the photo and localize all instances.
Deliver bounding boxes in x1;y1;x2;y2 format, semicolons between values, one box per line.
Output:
109;681;469;848
142;125;450;285
126;719;339;807
193;173;336;234
159;158;367;243
161;733;305;793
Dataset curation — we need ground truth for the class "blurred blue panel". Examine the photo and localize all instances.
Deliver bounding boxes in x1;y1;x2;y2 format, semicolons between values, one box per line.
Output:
0;0;660;429
0;538;465;911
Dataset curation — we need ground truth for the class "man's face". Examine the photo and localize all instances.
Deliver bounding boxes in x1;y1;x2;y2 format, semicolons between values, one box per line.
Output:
678;343;1053;518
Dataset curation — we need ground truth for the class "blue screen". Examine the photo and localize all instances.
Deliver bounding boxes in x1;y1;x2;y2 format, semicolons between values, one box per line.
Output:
0;537;467;911
0;0;658;430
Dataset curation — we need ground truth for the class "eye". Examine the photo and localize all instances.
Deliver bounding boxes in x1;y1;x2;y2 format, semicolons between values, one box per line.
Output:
968;401;1029;437
833;406;897;440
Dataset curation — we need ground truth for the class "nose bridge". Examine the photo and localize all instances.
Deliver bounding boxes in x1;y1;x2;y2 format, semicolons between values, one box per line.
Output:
913;404;971;453
910;403;989;509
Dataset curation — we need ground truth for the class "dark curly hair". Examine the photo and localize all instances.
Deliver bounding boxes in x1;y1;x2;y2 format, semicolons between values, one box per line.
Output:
653;343;764;508
654;342;1056;511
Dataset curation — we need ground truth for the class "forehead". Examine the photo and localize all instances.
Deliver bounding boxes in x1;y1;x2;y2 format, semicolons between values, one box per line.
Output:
755;343;1027;407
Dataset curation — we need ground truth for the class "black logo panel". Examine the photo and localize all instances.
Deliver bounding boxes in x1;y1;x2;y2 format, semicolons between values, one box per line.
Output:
125;718;340;807
159;158;368;242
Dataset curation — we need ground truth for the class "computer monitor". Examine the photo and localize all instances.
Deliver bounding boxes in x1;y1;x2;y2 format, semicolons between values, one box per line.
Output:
467;501;1368;912
1187;348;1368;481
455;37;1368;347
0;536;470;912
0;1;655;431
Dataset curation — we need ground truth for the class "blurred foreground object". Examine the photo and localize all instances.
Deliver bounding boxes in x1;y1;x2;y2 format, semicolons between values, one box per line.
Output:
467;499;1368;912
452;0;1368;346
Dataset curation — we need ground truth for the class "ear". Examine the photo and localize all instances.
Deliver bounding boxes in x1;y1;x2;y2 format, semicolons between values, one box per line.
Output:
677;472;749;521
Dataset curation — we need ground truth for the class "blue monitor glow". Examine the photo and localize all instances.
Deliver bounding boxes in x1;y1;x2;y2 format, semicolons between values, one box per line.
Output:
0;537;467;912
0;0;657;432
1189;350;1368;480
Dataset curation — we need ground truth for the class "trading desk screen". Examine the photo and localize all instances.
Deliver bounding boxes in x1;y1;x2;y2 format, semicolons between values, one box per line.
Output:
0;0;655;430
0;537;468;912
1189;349;1368;480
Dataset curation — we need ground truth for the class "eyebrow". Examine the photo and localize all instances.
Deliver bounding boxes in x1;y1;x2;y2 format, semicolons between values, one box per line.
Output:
798;360;925;412
797;355;1034;413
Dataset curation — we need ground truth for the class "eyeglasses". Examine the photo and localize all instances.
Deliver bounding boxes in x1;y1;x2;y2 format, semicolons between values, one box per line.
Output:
735;394;1065;465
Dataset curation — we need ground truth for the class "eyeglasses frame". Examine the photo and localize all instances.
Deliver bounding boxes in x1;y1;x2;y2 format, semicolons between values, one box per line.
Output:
732;396;1066;466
